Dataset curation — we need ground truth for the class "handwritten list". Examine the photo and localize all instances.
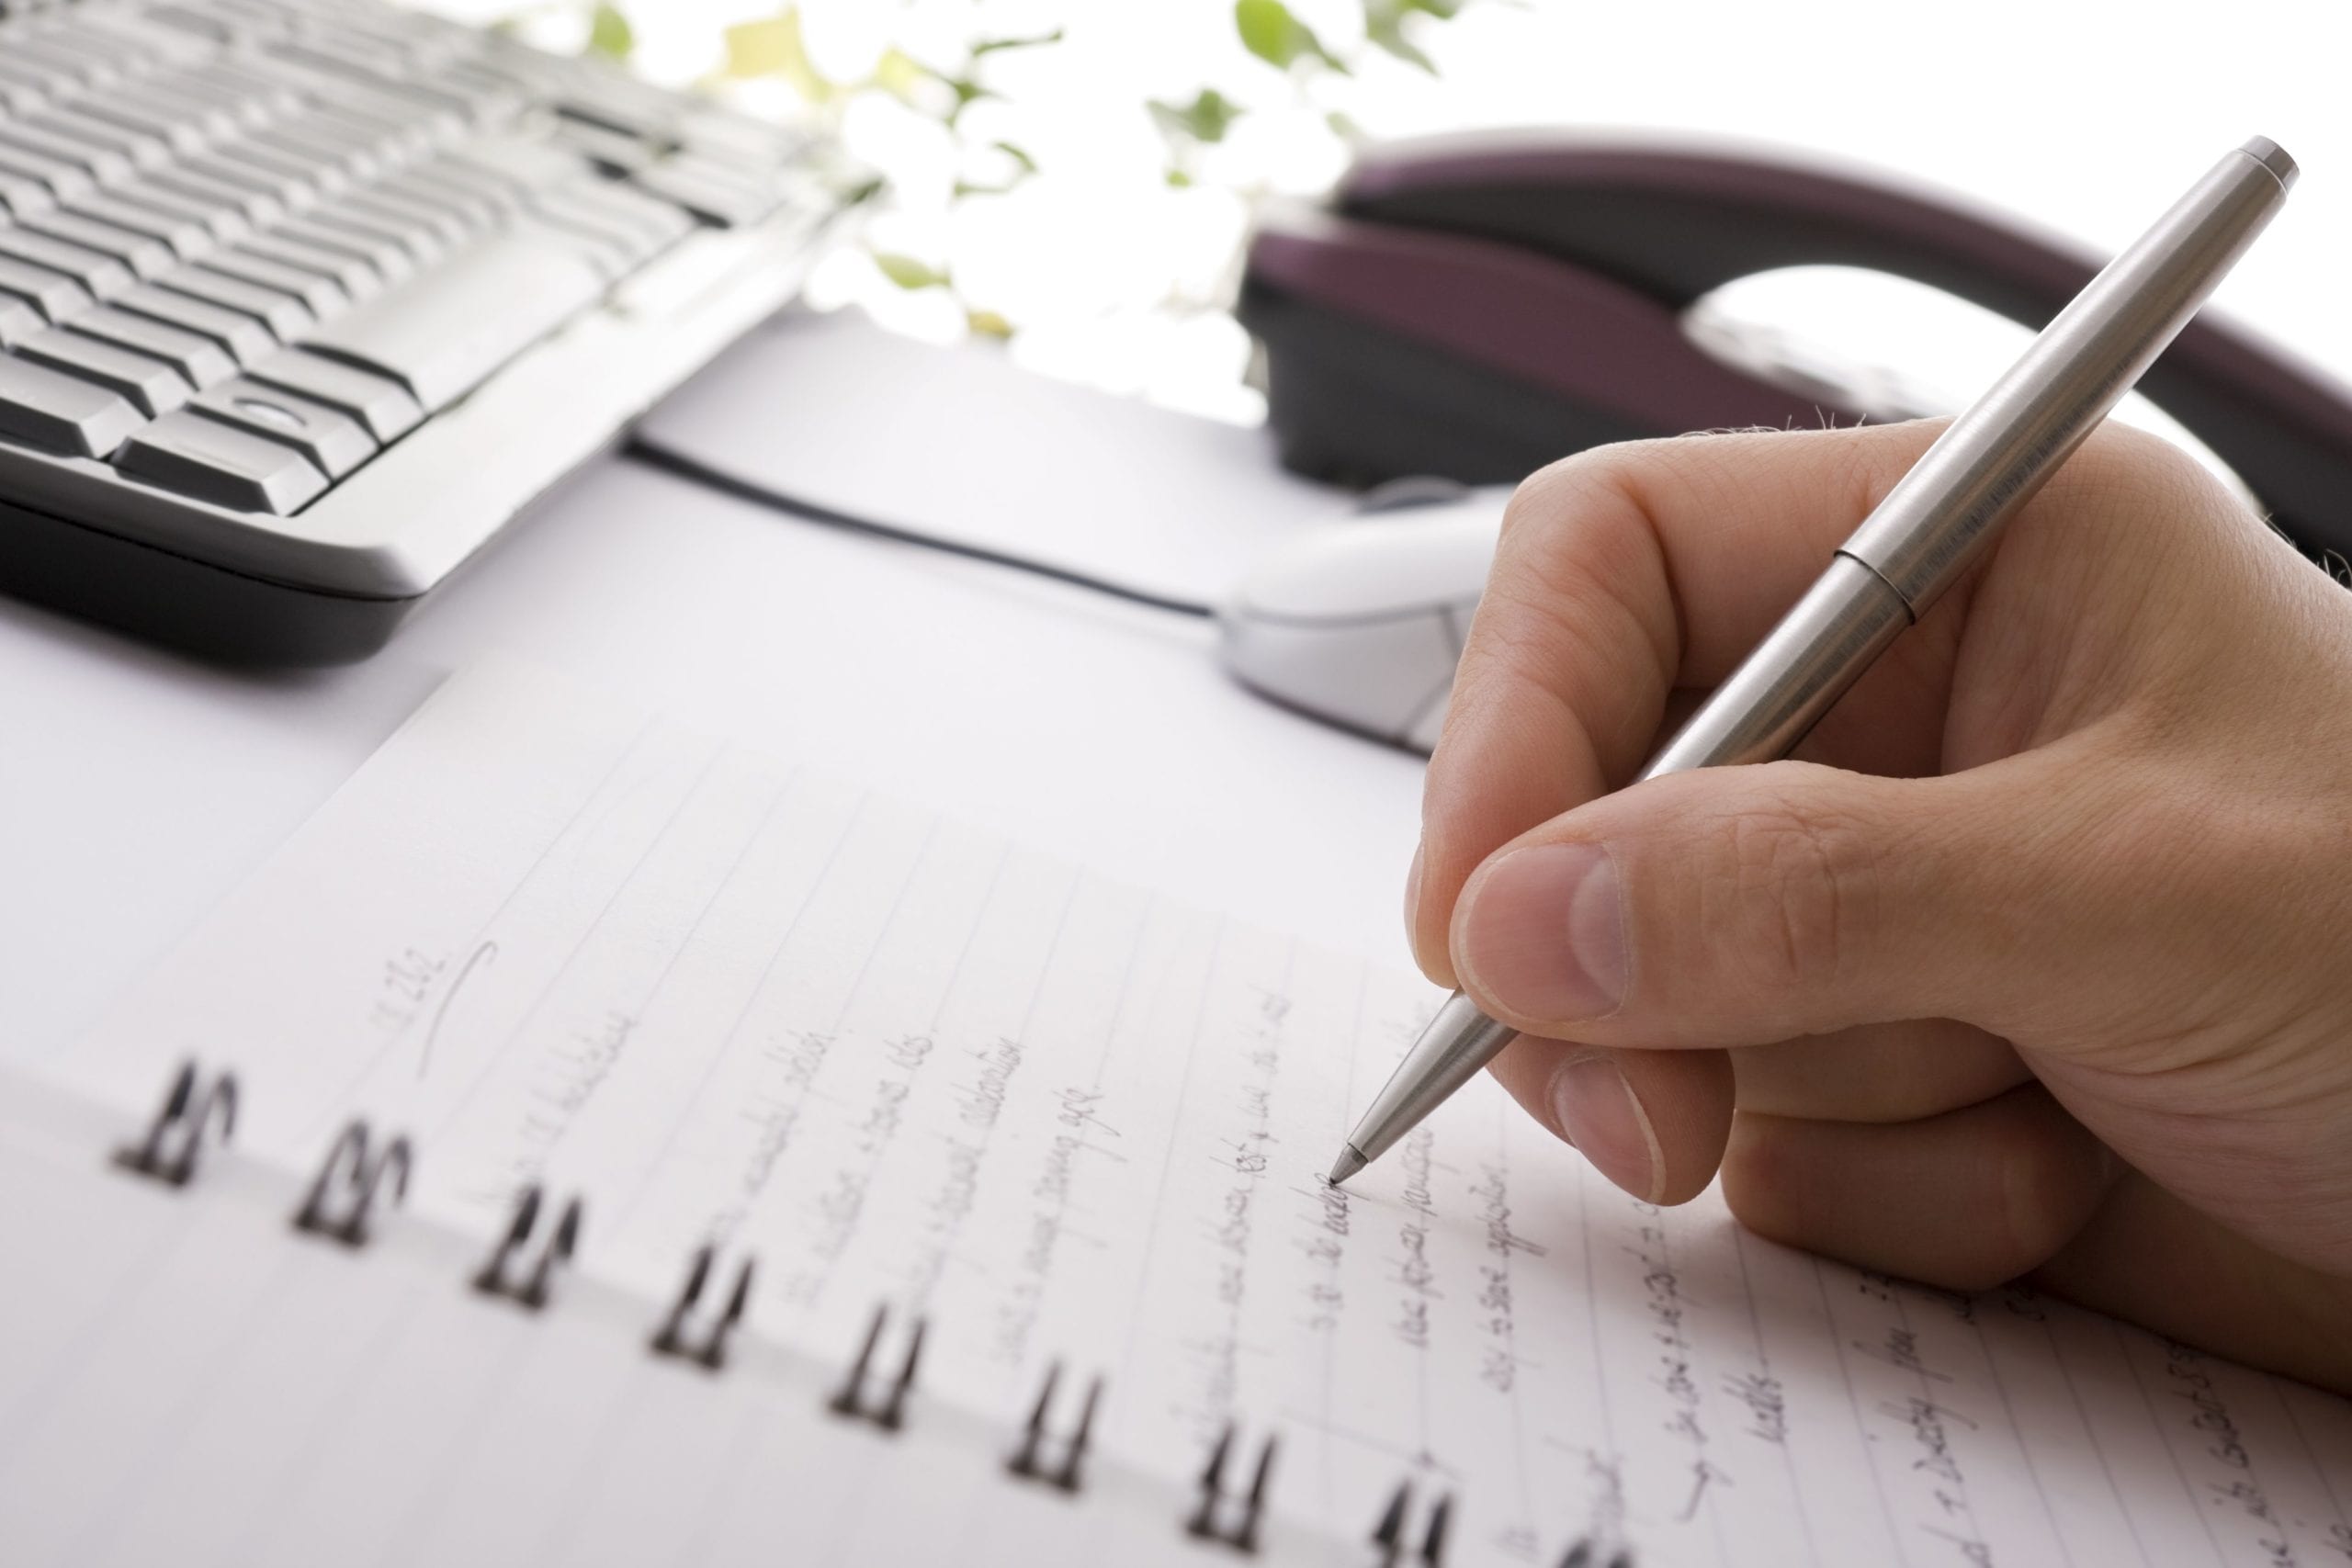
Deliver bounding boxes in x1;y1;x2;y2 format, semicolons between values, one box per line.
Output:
56;660;2352;1567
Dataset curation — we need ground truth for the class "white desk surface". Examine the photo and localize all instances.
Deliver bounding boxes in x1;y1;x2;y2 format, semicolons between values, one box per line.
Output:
0;311;1428;1070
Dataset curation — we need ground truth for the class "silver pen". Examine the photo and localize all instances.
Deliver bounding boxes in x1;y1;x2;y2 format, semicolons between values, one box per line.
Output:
1328;136;2298;1188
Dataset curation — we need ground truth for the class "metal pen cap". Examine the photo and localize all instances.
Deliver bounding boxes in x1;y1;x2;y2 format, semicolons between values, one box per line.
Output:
1329;138;2295;1188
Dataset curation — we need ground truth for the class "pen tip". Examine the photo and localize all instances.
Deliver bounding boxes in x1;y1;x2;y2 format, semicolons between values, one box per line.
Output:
1325;1145;1367;1187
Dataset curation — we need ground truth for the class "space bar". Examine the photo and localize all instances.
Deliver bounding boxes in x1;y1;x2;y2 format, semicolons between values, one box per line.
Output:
300;233;607;413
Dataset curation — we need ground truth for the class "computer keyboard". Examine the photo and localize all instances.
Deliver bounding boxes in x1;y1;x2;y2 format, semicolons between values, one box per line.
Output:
0;0;831;660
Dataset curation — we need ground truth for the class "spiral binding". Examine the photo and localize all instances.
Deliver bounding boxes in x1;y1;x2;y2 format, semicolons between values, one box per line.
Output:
1558;1540;1634;1568
650;1245;755;1371
471;1183;583;1310
1005;1360;1102;1494
1185;1423;1278;1553
111;1059;237;1188
828;1303;925;1431
291;1119;413;1247
1371;1481;1453;1568
104;1064;1632;1562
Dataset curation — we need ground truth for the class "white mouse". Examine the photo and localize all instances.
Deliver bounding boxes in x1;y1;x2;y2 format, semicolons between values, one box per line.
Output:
1219;482;1511;752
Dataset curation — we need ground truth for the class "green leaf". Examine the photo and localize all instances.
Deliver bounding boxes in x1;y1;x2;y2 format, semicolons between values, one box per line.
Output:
1234;0;1344;72
971;28;1065;55
1362;0;1466;71
1164;166;1194;187
872;252;949;290
585;1;633;60
1324;108;1366;142
1365;18;1432;70
991;140;1038;175
943;75;996;123
965;307;1013;339
1147;87;1242;145
723;11;830;102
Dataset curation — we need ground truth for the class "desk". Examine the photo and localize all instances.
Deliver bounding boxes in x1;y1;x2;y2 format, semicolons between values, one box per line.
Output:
0;311;1427;1070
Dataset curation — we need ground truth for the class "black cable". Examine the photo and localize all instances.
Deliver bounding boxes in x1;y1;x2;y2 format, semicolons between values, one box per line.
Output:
624;437;1219;619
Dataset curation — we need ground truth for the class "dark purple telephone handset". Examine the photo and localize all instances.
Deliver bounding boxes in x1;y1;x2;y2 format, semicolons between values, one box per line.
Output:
1238;133;2352;565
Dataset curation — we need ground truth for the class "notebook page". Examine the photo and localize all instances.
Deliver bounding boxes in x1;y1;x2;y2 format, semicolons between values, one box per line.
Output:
53;660;2352;1567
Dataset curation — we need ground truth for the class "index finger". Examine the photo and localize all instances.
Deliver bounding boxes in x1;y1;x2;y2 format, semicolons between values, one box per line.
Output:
1409;420;1951;985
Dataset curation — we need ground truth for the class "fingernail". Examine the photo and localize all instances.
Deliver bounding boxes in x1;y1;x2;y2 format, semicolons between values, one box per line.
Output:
1403;844;1425;931
1456;842;1625;1023
1549;1054;1661;1201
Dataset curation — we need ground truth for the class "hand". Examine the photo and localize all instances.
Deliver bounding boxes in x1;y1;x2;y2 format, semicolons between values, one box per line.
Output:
1409;420;2352;1392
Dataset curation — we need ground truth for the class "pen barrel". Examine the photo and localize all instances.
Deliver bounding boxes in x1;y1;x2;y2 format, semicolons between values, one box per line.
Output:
1639;554;1911;779
1841;139;2294;615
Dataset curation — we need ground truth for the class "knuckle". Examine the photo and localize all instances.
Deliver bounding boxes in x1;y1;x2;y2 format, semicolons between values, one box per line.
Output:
1708;784;1885;1003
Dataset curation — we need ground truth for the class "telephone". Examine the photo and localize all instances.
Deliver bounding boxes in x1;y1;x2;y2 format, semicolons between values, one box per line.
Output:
1239;132;2352;564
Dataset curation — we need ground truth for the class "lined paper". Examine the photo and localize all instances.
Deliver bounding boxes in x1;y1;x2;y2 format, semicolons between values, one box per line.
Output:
46;660;2352;1567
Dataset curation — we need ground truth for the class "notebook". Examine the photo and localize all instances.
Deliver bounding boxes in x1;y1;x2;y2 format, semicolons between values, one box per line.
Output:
11;658;2349;1568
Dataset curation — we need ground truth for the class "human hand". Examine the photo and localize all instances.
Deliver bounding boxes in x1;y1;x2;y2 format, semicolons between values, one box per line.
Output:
1408;420;2352;1391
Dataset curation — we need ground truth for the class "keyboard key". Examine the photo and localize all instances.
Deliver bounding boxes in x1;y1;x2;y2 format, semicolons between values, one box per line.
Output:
337;186;472;251
271;216;413;286
15;30;128;88
191;375;375;476
517;215;632;279
0;351;142;457
113;282;275;365
5;38;115;92
0;297;39;349
632;158;782;228
143;5;239;45
63;305;238;389
0;229;133;300
0;141;97;204
378;168;504;231
115;408;326;513
0;170;56;219
0;255;94;323
66;94;220;157
124;182;254;251
300;230;603;410
245;348;421;441
17;209;177;279
447;133;588;196
553;118;655;175
254;121;391;187
531;179;690;264
0;61;56;117
216;139;345;204
236;231;380;300
24;107;174;175
66;189;220;258
197;248;349;318
0;121;135;186
14;326;191;416
177;62;305;124
153;265;311;341
129;78;251;141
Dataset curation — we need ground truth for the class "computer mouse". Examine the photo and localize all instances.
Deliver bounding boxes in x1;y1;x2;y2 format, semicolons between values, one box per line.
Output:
1219;482;1510;752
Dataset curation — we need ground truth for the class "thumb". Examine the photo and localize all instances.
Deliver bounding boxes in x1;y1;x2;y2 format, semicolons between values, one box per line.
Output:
1447;756;2070;1048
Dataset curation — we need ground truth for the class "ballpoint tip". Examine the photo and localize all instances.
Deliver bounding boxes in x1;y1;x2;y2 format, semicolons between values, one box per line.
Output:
1325;1145;1368;1187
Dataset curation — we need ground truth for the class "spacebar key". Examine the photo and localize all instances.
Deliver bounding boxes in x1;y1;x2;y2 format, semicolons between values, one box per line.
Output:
299;232;605;412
